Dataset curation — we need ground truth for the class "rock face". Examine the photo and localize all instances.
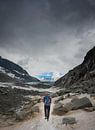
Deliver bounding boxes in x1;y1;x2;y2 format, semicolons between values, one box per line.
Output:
55;46;95;94
0;56;39;82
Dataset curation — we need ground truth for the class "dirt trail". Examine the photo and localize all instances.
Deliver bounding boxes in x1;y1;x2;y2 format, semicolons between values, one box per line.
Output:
0;102;58;130
1;98;95;130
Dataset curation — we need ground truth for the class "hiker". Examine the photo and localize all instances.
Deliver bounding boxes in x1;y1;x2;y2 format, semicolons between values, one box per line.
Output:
43;93;51;121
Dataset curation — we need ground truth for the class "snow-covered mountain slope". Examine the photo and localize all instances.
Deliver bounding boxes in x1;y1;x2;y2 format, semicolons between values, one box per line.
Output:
0;57;39;82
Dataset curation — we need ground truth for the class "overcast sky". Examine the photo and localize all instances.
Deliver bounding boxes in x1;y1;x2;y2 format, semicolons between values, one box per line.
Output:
0;0;95;76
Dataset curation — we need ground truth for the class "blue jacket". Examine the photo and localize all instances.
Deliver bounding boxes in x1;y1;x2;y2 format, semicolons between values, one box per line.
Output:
43;96;51;106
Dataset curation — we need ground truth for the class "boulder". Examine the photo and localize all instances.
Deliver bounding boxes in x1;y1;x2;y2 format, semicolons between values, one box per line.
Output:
62;117;77;125
53;103;63;110
53;103;69;115
53;103;65;115
71;97;92;110
15;110;25;120
31;105;40;113
63;102;74;111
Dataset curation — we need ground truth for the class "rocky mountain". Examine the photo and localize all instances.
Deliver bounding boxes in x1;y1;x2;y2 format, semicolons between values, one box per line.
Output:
0;56;39;82
55;46;95;94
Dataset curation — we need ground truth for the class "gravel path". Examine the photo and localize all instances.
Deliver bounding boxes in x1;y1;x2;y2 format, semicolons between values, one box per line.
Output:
0;97;95;130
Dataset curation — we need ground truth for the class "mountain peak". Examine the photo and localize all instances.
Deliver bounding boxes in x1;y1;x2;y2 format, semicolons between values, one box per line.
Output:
83;46;95;64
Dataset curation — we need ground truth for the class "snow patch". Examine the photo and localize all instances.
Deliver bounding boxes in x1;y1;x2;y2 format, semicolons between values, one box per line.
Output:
14;70;26;76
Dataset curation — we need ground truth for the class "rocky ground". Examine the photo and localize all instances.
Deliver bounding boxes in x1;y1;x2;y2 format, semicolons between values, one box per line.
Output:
0;83;44;127
0;91;95;130
52;93;95;130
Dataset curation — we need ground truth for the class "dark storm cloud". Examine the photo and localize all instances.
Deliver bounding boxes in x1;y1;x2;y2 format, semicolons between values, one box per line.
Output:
1;0;95;47
49;0;95;26
0;0;95;75
0;0;57;55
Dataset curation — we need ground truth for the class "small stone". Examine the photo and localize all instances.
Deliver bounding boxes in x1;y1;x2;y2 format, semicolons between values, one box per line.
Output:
84;107;95;112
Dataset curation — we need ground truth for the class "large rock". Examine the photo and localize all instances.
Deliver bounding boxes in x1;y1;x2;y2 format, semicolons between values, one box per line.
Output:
15;104;40;120
53;97;93;116
15;110;26;120
31;105;40;113
53;103;64;115
71;97;92;110
62;117;77;125
53;103;63;109
53;103;72;116
63;102;74;111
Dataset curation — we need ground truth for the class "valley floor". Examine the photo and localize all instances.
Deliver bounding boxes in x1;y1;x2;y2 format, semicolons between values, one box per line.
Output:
1;99;95;130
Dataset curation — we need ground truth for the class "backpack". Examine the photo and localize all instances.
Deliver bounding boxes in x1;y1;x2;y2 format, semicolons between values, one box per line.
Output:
44;96;51;106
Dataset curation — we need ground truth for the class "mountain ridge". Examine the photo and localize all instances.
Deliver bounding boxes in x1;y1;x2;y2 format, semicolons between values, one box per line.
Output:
55;46;95;94
0;56;39;83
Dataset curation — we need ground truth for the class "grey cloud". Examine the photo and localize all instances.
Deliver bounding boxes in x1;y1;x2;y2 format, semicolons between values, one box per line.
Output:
48;0;95;26
0;0;95;48
0;0;95;75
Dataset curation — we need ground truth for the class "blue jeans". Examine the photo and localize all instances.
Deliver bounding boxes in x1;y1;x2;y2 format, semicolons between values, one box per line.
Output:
44;105;50;119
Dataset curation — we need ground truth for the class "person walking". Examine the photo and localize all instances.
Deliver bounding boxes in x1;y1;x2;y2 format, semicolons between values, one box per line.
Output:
43;93;51;121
